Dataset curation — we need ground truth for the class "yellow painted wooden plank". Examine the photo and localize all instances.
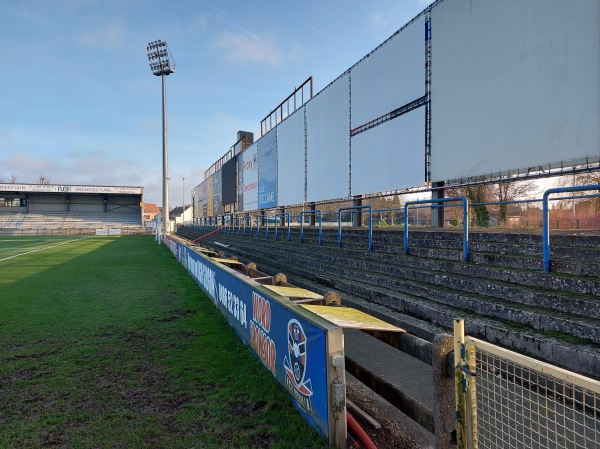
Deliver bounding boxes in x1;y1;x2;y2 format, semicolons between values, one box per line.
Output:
300;305;405;332
195;247;216;254
212;258;244;265
263;285;324;299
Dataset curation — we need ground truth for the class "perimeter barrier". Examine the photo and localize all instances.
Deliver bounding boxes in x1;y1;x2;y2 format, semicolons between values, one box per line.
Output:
163;234;347;447
454;319;600;449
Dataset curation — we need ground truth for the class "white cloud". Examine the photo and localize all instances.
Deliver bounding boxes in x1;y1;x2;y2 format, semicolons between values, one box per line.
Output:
79;18;125;48
368;11;387;29
213;31;287;69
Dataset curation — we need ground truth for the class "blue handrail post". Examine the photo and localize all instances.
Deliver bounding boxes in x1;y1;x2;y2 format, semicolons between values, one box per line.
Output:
404;197;469;261
273;212;291;241
299;210;323;245
337;206;373;250
542;184;600;272
265;216;269;240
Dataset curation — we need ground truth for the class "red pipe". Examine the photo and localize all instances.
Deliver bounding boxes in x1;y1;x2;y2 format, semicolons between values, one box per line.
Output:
346;411;377;449
191;226;225;243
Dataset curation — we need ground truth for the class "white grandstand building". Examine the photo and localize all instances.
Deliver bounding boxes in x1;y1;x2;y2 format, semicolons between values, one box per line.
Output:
0;183;146;235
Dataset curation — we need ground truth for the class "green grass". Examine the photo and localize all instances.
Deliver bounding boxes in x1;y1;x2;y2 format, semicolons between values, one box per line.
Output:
0;235;330;449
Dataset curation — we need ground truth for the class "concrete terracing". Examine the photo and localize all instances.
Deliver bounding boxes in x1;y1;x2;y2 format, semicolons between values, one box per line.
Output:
177;226;600;380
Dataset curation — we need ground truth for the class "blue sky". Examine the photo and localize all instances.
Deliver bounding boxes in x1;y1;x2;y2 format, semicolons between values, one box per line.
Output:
0;0;434;207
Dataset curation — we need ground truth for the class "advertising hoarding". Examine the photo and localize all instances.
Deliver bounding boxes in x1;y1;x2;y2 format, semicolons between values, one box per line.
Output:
351;108;425;195
222;158;237;206
430;0;600;181
350;16;425;128
257;129;278;209
277;107;306;206
240;144;258;212
306;73;350;202
163;236;340;439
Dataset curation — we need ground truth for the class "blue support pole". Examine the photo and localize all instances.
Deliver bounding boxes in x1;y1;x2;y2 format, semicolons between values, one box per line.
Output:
337;206;373;250
274;213;290;241
299;210;323;245
542;184;600;272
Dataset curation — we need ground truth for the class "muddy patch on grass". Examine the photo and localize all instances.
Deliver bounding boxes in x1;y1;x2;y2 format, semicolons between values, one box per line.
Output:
43;429;69;447
229;398;268;417
1;367;38;385
95;362;194;415
152;309;198;322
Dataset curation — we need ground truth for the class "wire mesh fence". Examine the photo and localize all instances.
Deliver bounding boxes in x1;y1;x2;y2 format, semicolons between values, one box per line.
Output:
465;338;600;449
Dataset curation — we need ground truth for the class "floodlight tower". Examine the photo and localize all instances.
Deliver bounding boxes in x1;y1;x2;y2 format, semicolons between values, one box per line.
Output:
146;40;175;233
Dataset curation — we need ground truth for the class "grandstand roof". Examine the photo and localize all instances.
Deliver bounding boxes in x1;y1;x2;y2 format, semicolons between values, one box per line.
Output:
0;183;143;195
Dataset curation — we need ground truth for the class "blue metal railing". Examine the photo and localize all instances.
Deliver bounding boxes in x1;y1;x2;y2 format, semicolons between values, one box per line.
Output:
542;184;600;272
404;197;469;261
299;210;323;245
240;215;249;236
337;206;373;250
249;215;255;237
274;213;291;241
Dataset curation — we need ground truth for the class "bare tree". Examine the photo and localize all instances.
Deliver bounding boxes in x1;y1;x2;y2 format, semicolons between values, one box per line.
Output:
496;179;536;224
10;174;17;183
38;176;51;185
447;181;493;227
552;171;600;216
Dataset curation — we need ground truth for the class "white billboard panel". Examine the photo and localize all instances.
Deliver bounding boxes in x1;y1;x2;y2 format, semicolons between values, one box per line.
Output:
351;108;424;196
257;129;278;209
430;0;600;182
277;107;306;205
351;16;425;128
240;144;258;211
306;73;350;202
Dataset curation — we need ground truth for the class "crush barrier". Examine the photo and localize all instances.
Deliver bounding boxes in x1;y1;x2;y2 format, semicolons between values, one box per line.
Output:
163;234;347;447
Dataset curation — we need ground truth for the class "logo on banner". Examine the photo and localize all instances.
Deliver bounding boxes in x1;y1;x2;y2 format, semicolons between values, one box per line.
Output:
284;319;313;412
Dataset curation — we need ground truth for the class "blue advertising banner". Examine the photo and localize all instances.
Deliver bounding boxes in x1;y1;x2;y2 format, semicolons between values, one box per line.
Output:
257;129;278;209
164;235;330;437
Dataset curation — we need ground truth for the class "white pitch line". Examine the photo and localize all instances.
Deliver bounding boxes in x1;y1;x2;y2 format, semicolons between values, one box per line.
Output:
0;238;83;263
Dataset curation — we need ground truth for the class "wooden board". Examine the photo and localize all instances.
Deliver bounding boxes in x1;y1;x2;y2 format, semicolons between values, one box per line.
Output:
195;247;216;254
300;305;405;332
212;258;244;265
263;285;324;300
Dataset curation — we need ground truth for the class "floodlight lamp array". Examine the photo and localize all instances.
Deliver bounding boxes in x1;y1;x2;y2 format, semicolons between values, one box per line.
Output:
146;40;175;76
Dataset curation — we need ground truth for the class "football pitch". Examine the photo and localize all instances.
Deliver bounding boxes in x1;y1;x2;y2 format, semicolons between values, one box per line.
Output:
0;235;328;449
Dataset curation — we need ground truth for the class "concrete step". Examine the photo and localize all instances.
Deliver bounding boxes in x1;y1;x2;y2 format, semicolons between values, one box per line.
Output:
182;231;600;378
206;231;600;302
207;226;600;277
198;235;600;380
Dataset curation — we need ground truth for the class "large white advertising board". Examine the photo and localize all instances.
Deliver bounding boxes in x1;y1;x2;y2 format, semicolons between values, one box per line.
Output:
430;0;600;181
306;73;350;202
351;108;424;195
240;144;258;211
257;129;278;209
277;107;306;206
350;16;425;128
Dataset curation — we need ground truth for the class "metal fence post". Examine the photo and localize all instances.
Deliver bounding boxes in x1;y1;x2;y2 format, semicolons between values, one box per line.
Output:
454;319;467;449
465;342;478;449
